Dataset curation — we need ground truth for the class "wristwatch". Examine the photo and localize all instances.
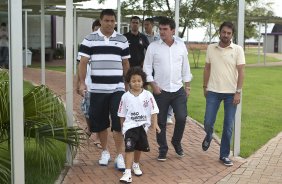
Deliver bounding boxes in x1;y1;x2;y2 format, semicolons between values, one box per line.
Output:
235;89;242;93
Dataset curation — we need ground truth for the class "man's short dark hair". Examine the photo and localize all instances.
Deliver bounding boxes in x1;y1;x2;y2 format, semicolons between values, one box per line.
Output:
1;22;6;27
100;9;116;20
125;67;147;84
219;21;235;34
130;16;141;22
144;18;154;25
92;19;101;30
158;17;175;30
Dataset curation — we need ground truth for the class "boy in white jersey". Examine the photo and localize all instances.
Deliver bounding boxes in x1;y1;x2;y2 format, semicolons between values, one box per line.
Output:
118;67;161;183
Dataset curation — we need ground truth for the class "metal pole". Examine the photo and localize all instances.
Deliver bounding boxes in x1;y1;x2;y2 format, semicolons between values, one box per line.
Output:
117;0;121;33
264;21;267;65
258;23;261;64
23;9;32;68
66;0;74;165
175;0;180;36
209;19;212;44
9;0;25;183
41;0;46;84
234;0;245;157
73;5;77;75
25;10;28;68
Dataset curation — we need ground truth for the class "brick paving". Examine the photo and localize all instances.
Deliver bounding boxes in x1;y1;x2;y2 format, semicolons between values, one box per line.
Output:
218;132;282;184
23;67;282;184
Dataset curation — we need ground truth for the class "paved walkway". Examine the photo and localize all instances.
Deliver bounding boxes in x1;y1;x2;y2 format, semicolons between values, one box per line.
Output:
23;67;282;184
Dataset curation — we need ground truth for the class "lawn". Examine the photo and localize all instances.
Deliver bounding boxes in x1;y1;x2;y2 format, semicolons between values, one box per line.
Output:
188;66;282;158
188;46;280;68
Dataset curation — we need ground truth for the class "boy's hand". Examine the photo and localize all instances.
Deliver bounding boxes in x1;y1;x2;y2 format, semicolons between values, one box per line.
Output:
156;126;161;134
153;125;161;134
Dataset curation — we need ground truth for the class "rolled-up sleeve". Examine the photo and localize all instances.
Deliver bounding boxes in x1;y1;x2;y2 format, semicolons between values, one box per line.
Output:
143;44;154;82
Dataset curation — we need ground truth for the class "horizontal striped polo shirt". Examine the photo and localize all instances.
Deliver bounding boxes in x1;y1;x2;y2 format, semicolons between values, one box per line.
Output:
79;29;130;93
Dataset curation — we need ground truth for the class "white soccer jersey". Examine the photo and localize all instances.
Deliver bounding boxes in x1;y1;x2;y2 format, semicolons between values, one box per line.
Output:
118;89;159;135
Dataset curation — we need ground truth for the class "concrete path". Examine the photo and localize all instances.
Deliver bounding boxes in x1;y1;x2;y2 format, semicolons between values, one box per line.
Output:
23;67;282;184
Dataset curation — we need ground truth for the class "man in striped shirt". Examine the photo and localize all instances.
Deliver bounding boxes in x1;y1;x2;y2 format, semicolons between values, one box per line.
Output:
78;9;130;171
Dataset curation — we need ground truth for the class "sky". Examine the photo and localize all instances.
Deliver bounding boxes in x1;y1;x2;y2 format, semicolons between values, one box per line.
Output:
80;0;282;41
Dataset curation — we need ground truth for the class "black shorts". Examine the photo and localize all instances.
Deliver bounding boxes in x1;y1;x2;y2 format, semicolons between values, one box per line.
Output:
88;91;124;132
124;126;150;152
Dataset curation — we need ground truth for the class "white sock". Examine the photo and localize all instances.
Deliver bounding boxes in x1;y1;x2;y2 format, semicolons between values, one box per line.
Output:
125;169;131;174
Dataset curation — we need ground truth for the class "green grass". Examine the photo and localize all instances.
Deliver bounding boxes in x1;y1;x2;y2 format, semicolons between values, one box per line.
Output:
25;141;66;184
23;81;34;94
188;66;282;158
188;48;280;68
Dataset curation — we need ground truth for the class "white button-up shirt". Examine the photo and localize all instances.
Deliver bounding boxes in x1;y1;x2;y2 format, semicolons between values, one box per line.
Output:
143;38;192;92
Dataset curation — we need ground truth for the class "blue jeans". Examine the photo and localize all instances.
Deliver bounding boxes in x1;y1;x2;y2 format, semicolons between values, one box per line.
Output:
204;91;237;158
154;88;187;155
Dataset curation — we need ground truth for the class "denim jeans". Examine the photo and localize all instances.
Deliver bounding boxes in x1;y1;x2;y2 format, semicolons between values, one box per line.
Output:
154;88;187;155
204;91;237;158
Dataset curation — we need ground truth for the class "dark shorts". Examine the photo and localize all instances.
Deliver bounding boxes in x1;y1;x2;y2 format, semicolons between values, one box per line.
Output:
124;126;150;152
88;91;124;133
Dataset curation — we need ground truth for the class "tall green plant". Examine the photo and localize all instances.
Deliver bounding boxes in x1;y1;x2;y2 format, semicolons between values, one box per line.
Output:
0;69;82;183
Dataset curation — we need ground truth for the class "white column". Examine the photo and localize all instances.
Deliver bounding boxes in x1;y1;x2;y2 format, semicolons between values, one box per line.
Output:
73;5;77;75
66;0;74;165
41;0;46;85
234;0;245;157
258;23;261;63
117;0;121;33
9;0;25;183
264;21;267;65
174;0;180;36
23;9;32;68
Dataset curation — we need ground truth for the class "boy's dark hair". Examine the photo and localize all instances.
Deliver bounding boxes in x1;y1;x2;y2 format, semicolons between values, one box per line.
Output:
92;19;101;30
144;18;154;25
125;67;147;84
219;21;235;35
100;9;116;20
1;22;6;27
158;17;175;30
130;16;141;22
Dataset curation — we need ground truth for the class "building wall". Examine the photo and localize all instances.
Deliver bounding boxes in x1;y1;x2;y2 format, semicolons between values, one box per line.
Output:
27;15;52;49
56;16;94;47
264;35;274;53
279;35;282;53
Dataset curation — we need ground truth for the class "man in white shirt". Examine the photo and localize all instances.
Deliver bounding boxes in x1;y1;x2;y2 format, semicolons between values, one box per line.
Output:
143;17;193;161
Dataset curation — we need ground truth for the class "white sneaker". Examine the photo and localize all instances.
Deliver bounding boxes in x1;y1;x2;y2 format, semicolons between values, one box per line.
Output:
132;162;142;176
115;154;125;171
167;117;174;125
99;150;110;166
120;170;132;183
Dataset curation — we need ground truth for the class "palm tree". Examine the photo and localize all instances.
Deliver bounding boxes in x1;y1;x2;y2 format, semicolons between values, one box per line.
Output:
0;69;82;183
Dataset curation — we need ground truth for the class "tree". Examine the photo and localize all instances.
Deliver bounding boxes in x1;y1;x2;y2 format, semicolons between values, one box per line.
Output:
200;0;274;43
121;0;274;42
0;70;82;183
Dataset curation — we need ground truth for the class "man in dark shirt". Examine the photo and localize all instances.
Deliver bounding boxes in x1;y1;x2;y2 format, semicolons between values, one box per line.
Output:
124;16;149;68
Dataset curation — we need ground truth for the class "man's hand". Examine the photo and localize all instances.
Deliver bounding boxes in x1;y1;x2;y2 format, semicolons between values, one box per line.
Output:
79;83;87;97
203;87;208;97
151;82;162;95
233;93;241;105
185;87;191;97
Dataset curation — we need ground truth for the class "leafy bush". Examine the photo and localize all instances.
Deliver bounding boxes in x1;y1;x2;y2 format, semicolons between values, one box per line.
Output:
0;69;82;183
